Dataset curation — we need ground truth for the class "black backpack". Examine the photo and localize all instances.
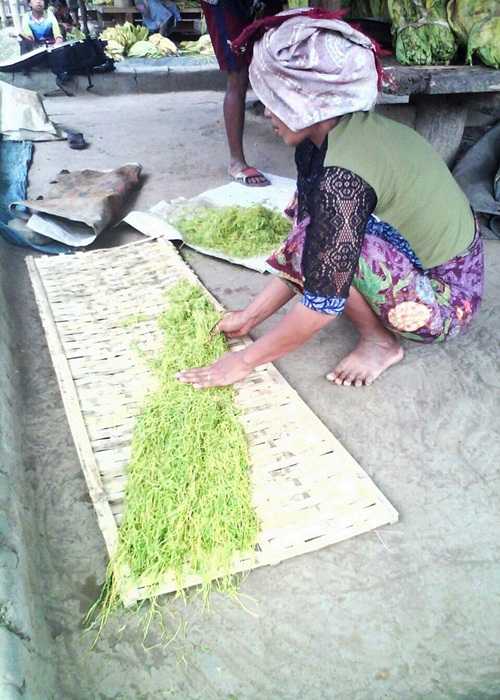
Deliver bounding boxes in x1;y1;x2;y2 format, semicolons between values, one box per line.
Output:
47;38;114;94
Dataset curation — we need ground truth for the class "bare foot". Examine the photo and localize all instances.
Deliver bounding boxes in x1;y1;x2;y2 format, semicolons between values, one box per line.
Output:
327;337;404;387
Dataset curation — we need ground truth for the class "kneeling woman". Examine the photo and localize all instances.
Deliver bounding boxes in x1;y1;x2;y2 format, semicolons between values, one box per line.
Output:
178;11;484;390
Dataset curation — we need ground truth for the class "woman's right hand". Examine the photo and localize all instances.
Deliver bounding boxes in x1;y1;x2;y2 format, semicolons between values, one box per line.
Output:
284;191;298;221
217;310;256;338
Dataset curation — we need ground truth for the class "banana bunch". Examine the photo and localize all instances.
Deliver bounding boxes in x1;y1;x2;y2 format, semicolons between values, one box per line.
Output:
127;35;177;59
103;38;126;61
179;34;214;56
149;33;177;55
127;40;163;58
100;22;149;54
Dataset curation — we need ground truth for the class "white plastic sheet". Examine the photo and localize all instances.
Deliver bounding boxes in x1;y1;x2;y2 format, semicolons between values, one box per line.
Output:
123;173;296;273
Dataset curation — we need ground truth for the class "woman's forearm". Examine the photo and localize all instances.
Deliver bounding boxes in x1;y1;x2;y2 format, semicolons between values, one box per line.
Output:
242;277;295;329
241;300;334;368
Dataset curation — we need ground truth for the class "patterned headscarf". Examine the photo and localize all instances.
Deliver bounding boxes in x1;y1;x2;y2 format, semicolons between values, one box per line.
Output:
246;10;380;132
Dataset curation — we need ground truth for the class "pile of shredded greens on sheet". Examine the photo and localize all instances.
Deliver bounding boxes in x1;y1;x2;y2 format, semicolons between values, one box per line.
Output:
175;205;291;259
92;281;258;629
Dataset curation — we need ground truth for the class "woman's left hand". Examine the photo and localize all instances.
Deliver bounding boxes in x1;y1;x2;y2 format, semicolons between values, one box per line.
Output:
176;351;252;389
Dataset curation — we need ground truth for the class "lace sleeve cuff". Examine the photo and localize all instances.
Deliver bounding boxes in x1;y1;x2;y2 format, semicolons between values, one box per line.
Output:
302;166;377;300
302;290;346;316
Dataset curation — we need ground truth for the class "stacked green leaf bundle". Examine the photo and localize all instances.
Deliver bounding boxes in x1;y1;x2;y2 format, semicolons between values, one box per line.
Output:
467;17;500;68
175;205;290;259
106;281;258;608
349;0;390;21
387;0;457;64
447;0;499;68
286;0;310;8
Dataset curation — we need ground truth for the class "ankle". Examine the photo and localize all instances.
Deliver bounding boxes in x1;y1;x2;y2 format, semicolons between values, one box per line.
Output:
229;158;246;170
359;330;399;349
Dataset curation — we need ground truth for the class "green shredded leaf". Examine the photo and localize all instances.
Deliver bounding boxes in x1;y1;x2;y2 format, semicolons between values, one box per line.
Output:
120;313;150;328
91;281;258;630
175;205;290;259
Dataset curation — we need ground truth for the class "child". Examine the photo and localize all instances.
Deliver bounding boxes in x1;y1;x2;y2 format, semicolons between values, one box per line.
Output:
50;0;75;38
20;0;64;50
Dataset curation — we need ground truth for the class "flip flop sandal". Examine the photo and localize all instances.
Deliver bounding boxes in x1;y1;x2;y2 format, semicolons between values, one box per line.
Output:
67;132;88;150
231;167;271;187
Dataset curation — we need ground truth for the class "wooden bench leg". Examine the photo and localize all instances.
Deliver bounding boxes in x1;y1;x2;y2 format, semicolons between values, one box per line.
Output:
411;94;468;168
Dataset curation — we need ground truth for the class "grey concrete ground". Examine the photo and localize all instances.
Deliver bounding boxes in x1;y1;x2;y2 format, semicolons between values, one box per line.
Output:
3;92;500;699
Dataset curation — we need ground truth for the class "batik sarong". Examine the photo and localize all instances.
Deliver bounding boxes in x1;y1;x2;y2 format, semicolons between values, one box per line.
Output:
267;215;484;342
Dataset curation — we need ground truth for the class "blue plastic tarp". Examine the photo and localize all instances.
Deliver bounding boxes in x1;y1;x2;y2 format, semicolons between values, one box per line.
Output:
0;140;71;254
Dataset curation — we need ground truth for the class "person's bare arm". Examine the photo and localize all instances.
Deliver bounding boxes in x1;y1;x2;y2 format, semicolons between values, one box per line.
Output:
217;277;295;338
177;301;333;389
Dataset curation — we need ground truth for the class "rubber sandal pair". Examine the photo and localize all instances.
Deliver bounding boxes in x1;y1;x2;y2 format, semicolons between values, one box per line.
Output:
231;167;270;187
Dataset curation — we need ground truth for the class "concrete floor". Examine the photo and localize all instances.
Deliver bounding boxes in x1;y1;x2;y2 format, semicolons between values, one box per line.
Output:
11;92;500;699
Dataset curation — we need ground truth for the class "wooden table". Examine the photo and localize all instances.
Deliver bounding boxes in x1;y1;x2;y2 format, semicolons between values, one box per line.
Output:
91;4;204;34
93;5;141;30
382;59;500;165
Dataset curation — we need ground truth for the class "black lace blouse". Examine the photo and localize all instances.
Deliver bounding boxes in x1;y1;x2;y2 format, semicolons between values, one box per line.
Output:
295;138;377;315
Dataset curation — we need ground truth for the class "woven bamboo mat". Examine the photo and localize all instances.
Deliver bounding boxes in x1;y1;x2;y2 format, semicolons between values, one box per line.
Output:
27;238;398;606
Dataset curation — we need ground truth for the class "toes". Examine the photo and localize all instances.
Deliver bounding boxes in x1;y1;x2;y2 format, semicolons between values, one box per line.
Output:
327;366;362;387
352;371;369;387
327;369;368;387
336;371;349;385
325;370;342;384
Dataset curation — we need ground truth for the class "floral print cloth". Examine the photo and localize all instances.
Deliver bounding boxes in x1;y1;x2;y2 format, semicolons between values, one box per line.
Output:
267;215;484;343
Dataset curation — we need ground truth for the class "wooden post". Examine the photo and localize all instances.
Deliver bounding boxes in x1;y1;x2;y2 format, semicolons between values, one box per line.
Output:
411;94;468;168
8;0;21;31
78;0;89;34
0;0;7;27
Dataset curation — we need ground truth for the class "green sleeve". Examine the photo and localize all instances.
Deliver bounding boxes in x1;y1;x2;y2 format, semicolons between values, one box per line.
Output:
21;13;34;39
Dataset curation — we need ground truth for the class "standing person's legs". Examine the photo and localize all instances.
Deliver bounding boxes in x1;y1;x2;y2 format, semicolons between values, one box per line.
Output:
225;66;251;179
201;0;270;186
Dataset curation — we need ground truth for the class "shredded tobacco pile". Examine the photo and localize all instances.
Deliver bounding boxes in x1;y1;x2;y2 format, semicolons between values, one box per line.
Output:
175;204;290;258
98;281;258;617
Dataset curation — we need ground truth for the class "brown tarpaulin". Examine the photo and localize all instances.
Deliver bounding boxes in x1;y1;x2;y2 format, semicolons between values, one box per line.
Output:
18;163;142;235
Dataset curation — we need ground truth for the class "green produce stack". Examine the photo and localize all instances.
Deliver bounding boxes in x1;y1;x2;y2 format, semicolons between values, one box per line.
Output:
343;0;499;68
447;0;500;68
387;0;457;65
